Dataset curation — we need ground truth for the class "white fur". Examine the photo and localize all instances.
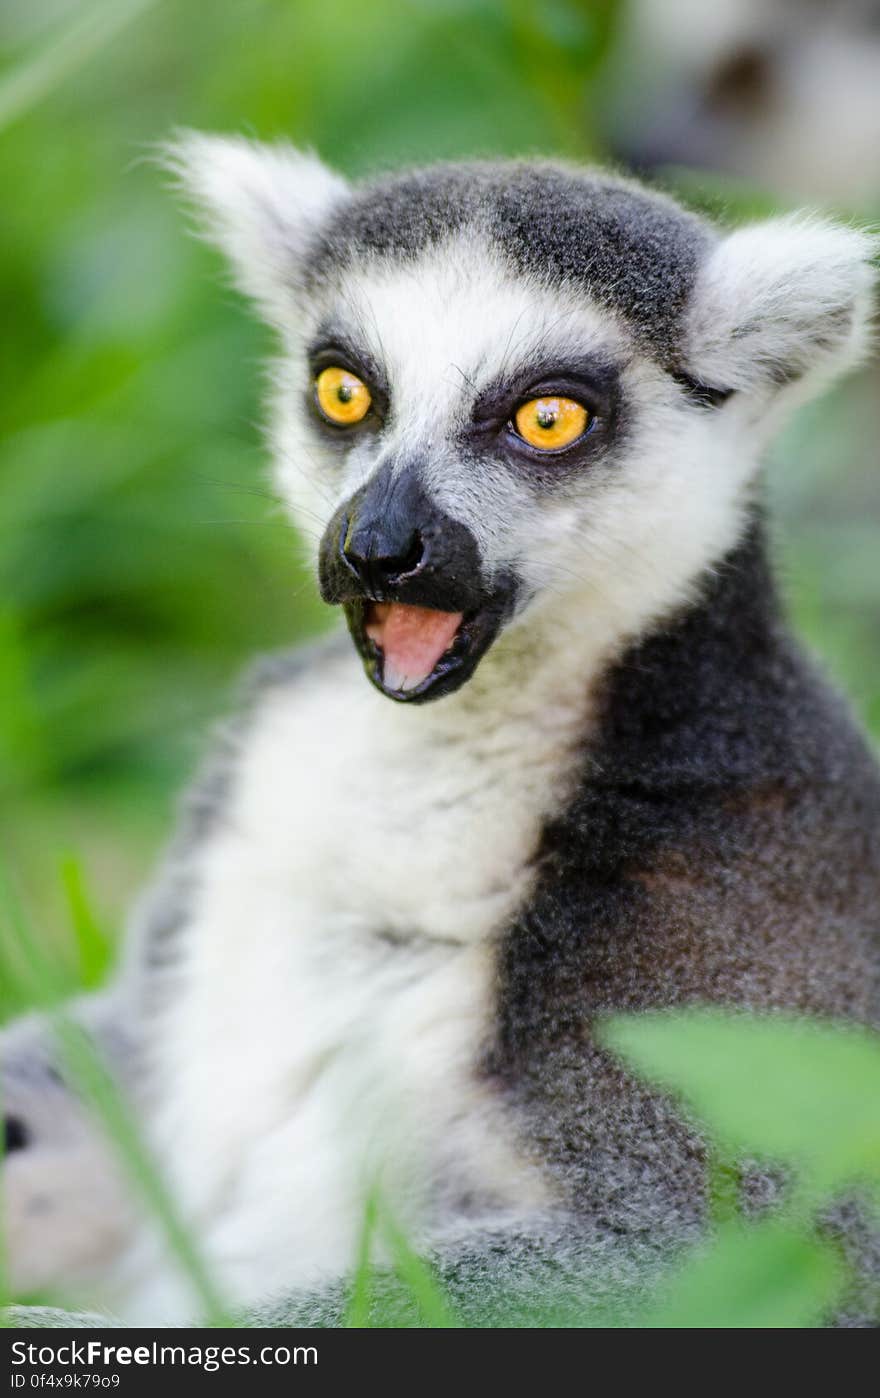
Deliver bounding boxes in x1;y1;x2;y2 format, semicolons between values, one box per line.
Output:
684;216;877;397
163;133;348;324
121;618;608;1321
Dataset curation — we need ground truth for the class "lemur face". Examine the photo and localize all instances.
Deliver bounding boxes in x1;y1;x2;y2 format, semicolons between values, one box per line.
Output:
290;235;718;703
171;140;875;702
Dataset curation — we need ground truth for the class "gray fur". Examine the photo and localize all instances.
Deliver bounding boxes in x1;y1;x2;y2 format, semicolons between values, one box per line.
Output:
0;996;140;1298
306;161;715;368
133;630;348;985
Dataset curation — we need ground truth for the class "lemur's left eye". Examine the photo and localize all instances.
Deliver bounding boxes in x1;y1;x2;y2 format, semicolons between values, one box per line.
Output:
315;366;372;426
513;396;591;451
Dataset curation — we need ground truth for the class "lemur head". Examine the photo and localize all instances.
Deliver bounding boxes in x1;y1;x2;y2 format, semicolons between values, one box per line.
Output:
171;136;875;703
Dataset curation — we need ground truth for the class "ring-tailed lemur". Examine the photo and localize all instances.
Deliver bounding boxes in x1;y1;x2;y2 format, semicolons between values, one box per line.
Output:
2;139;878;1325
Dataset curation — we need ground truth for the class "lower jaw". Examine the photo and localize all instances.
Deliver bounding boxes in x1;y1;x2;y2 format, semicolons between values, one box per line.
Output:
343;600;502;704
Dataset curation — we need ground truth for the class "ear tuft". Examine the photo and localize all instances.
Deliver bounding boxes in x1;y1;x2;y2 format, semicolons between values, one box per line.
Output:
162;130;349;323
684;215;877;395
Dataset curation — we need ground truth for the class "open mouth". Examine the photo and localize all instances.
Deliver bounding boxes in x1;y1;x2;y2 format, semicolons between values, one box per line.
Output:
366;601;463;694
345;598;504;703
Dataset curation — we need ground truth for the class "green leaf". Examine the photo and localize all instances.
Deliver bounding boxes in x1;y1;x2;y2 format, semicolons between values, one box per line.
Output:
636;1220;845;1328
601;1009;880;1193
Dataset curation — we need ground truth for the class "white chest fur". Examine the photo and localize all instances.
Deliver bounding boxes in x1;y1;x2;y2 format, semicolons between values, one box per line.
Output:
128;624;594;1320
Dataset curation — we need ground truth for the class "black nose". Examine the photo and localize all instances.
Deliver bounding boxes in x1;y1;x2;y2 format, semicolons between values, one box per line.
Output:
341;517;425;597
319;463;488;614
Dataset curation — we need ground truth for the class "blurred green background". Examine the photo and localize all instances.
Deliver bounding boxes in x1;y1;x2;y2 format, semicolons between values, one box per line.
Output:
1;0;879;989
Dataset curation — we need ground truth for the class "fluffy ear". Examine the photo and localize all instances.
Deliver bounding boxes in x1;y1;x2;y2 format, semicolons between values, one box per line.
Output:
683;216;877;395
164;131;349;323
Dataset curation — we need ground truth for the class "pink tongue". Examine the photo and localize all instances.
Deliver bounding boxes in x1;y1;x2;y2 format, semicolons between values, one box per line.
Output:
365;602;463;692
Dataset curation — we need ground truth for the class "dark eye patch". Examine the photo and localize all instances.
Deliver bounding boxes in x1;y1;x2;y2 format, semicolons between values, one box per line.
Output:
307;331;387;395
669;369;735;410
461;353;623;476
306;325;389;432
472;353;621;430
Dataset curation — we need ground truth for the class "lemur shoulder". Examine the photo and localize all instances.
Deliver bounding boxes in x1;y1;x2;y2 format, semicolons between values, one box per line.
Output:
2;141;879;1325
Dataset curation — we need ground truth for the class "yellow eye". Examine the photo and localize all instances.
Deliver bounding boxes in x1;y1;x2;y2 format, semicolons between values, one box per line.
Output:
315;366;372;426
514;396;590;451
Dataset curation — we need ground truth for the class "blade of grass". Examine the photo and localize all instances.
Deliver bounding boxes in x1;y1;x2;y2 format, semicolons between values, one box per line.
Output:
380;1208;459;1328
59;853;113;990
0;855;230;1324
344;1188;380;1327
48;1013;231;1325
0;605;46;787
346;1189;459;1328
0;0;159;134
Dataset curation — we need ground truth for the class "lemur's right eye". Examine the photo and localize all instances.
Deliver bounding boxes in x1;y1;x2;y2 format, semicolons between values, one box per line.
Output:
513;395;591;452
315;367;372;426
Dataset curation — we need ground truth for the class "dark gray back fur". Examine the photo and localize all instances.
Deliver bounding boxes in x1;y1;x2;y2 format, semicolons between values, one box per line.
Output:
487;513;880;1236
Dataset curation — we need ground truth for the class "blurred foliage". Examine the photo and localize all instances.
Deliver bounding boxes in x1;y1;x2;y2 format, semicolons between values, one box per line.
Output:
602;1012;880;1328
329;1013;880;1327
604;1011;880;1199
4;886;879;1326
0;0;627;944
